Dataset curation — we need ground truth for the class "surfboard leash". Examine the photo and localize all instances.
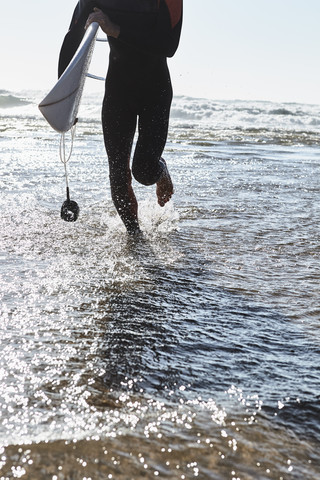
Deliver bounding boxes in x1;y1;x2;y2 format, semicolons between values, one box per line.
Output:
59;126;80;222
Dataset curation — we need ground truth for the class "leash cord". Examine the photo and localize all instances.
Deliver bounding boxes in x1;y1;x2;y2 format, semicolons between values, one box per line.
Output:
59;125;76;200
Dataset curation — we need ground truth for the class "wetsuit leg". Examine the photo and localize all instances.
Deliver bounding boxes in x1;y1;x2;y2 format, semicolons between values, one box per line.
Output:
101;58;172;233
132;63;173;186
102;78;140;234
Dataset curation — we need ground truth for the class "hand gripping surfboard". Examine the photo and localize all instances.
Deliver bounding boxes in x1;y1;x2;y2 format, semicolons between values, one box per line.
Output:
39;22;100;133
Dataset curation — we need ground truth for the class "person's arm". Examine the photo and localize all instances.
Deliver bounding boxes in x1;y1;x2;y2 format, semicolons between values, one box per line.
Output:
58;3;121;77
58;1;96;77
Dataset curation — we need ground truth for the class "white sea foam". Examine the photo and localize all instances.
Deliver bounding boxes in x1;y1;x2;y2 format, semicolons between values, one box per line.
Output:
1;90;320;142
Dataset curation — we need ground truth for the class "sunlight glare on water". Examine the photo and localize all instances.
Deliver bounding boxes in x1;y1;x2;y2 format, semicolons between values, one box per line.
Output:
0;92;320;479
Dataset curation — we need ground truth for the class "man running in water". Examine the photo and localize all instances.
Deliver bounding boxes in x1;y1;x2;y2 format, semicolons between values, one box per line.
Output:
59;0;183;234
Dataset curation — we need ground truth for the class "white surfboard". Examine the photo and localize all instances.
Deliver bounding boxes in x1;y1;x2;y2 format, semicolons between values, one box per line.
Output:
39;22;100;133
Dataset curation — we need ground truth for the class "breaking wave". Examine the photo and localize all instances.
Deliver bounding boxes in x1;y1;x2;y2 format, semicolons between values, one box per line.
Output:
0;90;31;109
1;89;319;146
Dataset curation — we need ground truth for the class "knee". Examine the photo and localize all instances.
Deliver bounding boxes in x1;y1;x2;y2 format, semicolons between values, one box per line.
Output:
132;159;161;186
132;168;154;186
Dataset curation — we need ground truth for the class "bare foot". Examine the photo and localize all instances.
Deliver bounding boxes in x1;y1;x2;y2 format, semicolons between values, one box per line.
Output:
156;159;174;207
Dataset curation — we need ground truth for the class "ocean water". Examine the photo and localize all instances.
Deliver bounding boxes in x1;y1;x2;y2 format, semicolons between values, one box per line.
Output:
0;88;320;479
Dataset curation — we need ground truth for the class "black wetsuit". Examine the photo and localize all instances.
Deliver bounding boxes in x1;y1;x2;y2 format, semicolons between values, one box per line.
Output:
59;0;183;231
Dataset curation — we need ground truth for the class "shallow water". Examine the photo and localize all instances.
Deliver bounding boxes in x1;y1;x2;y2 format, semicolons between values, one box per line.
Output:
0;91;320;479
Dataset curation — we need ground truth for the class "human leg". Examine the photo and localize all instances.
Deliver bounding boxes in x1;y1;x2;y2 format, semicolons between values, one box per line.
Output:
102;87;141;234
132;81;172;185
131;64;174;206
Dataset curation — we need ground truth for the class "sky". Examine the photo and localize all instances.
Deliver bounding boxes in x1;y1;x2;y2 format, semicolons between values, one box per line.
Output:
1;0;320;104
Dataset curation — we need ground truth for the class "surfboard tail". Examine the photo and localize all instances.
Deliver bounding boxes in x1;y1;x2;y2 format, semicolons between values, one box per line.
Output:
39;22;100;133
